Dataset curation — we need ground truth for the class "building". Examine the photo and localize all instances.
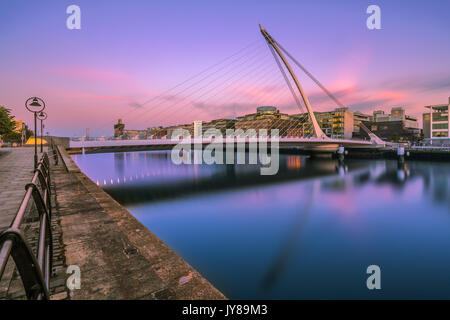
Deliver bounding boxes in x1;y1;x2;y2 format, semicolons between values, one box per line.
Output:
372;107;419;128
201;119;235;136
422;113;431;141
294;107;356;139
13;119;24;133
113;119;148;139
353;111;372;135
147;126;165;139
235;106;301;137
123;129;148;139
363;120;420;142
193;121;202;138
423;98;450;145
165;123;193;139
318;107;354;139
356;107;420;142
114;119;125;137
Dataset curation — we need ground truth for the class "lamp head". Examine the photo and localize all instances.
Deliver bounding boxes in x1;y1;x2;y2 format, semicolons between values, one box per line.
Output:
25;97;45;113
37;111;48;120
29;98;42;107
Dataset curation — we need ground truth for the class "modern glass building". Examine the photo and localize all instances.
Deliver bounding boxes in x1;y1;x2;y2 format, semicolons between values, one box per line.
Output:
423;98;450;145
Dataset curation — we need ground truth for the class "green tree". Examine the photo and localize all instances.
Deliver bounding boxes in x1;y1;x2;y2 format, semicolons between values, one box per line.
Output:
0;106;15;136
391;132;399;142
419;131;425;141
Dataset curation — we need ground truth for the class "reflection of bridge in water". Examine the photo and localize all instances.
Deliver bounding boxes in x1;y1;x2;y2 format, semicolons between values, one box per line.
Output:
96;153;367;206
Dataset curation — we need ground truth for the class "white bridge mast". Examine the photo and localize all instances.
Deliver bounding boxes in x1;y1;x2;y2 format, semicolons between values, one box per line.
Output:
260;24;328;139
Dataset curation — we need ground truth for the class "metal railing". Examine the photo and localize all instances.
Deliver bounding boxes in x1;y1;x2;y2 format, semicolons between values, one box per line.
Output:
49;138;59;165
0;148;57;299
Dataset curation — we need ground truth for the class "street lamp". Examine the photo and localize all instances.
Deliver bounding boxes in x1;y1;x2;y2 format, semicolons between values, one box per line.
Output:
25;97;46;170
37;111;48;153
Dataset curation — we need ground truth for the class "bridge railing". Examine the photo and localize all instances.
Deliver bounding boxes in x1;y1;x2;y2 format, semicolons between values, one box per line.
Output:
49;138;59;165
0;150;58;299
69;137;372;149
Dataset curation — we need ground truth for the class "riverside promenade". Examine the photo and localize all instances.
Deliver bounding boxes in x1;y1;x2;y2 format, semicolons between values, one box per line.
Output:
0;145;225;300
0;148;35;231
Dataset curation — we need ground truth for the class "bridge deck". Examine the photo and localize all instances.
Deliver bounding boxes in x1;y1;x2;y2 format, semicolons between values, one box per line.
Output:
69;137;373;150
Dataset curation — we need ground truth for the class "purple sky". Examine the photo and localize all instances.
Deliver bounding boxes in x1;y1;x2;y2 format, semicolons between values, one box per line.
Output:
1;0;449;137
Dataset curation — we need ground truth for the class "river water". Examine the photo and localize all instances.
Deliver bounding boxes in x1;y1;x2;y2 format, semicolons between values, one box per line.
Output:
72;151;450;299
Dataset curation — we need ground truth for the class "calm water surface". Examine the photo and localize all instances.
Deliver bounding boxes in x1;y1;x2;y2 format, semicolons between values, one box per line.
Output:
72;151;450;299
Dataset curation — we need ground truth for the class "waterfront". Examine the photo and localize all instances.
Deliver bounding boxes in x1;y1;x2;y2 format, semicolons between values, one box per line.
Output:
72;151;450;299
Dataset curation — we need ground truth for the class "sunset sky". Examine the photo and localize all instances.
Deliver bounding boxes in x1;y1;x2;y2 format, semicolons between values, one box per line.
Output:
1;0;449;137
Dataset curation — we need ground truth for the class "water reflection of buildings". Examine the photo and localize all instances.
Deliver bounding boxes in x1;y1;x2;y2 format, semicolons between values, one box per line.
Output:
319;160;450;209
286;156;301;170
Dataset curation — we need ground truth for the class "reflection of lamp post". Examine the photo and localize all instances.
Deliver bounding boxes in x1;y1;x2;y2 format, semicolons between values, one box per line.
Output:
25;97;45;170
37;111;47;153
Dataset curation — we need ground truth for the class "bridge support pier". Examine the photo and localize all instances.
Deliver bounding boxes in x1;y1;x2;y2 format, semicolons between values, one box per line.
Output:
305;144;339;159
337;146;345;163
397;146;405;165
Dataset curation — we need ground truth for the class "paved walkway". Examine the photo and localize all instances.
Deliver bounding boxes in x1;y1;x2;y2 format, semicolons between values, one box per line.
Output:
0;148;36;231
0;147;67;299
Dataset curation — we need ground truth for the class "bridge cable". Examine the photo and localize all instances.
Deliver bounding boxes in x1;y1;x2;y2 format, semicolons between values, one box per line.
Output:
133;46;269;126
94;39;262;134
275;40;387;141
266;42;306;114
274;40;347;109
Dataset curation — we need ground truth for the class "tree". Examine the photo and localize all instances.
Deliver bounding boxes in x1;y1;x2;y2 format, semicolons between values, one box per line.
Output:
0;106;15;136
2;124;33;143
419;131;425;141
391;132;399;142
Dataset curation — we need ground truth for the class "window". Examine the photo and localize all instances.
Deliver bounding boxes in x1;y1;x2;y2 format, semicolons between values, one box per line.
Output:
432;131;449;138
371;125;377;131
432;113;448;122
432;123;449;130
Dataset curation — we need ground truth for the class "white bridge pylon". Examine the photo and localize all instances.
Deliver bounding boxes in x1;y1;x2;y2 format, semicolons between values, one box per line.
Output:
259;24;328;139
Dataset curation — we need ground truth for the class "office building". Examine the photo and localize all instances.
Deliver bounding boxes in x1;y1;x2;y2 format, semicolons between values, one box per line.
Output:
235;106;301;137
423;98;450;145
359;107;420;142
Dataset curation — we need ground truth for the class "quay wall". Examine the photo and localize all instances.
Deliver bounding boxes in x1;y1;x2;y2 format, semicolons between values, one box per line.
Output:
54;145;226;299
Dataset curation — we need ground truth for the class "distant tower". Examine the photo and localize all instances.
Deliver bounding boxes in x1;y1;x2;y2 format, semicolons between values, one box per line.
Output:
86;128;90;140
193;121;202;138
114;119;125;137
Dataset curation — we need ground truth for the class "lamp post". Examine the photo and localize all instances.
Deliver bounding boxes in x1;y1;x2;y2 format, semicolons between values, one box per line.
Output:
37;111;48;153
25;97;46;170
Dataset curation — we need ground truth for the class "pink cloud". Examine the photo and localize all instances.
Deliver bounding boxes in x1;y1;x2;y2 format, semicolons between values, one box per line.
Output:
374;90;407;101
43;66;130;81
49;90;132;102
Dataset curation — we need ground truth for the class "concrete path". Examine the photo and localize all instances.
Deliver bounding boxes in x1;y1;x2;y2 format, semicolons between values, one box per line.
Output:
0;148;35;231
0;147;68;300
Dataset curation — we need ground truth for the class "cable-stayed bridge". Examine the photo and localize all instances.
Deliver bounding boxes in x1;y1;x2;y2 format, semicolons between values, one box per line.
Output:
71;25;384;154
